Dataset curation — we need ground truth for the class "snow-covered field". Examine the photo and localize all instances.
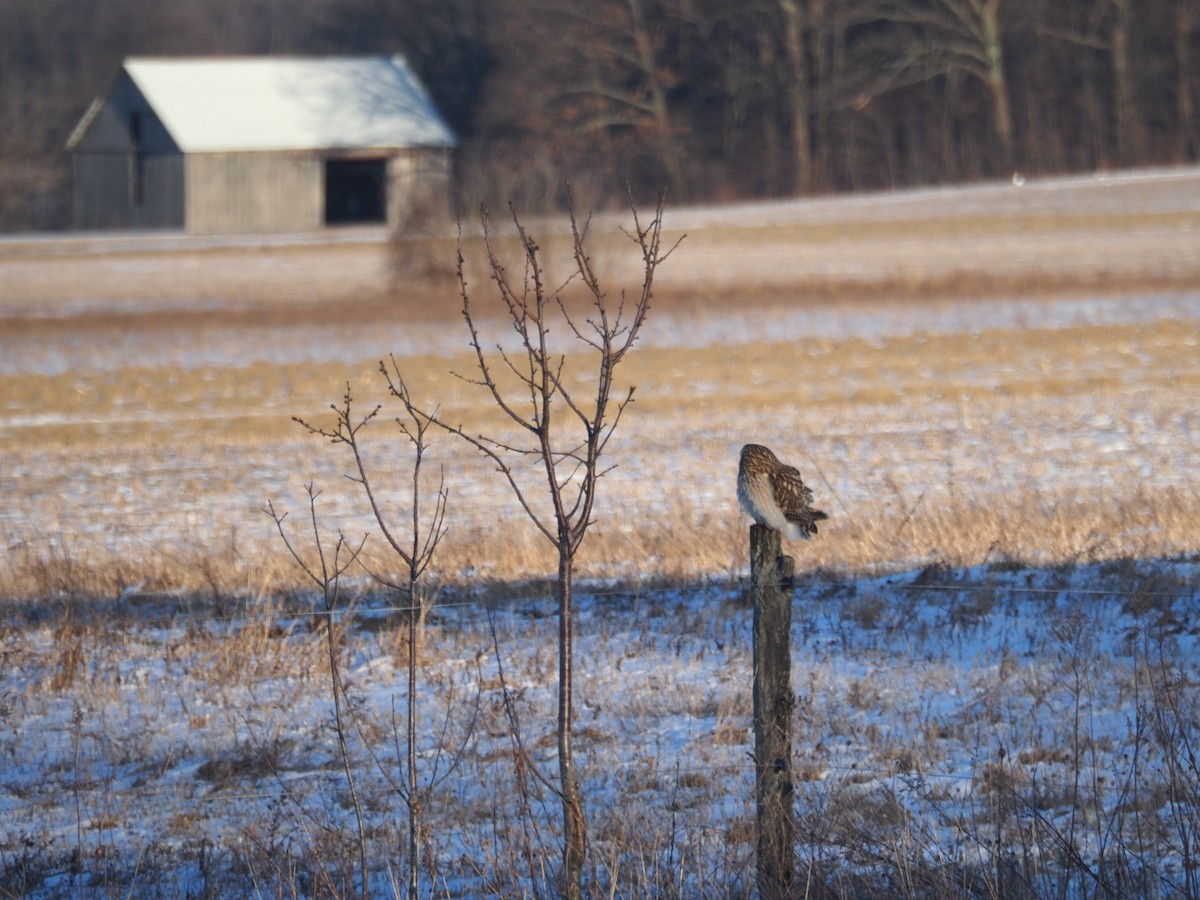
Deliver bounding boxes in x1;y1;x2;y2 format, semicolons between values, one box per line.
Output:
2;168;1200;896
3;563;1198;897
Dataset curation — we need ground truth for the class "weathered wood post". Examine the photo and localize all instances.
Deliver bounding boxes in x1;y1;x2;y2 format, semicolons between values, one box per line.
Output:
750;523;796;899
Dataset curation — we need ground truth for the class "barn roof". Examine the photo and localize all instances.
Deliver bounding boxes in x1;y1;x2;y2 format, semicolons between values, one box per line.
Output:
119;56;455;153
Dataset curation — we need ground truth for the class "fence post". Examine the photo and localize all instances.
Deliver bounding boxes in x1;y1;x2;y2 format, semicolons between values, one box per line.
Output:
750;523;796;899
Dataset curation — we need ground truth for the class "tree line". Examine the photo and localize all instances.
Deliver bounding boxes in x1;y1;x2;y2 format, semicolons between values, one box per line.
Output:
1;0;1197;230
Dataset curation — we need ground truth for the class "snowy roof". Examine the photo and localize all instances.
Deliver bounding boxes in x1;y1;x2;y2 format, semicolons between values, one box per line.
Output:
121;56;455;153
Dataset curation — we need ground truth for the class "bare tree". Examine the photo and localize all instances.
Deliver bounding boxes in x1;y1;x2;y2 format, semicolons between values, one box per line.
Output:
852;0;1016;170
1178;3;1200;162
778;0;818;194
295;382;448;632
396;186;678;897
288;381;449;897
265;486;372;899
11;0;1200;232
1034;0;1150;166
479;0;692;205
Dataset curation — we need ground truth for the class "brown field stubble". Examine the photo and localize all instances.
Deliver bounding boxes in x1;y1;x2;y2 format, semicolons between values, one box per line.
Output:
3;176;1200;896
3;293;1198;601
4;177;1200;601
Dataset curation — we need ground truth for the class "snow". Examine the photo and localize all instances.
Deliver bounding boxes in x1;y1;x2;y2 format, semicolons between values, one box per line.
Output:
2;563;1198;895
2;289;1198;379
659;164;1200;229
122;56;455;153
3;168;1200;893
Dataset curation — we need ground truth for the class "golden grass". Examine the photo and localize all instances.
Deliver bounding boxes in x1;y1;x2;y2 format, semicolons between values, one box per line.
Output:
5;184;1198;894
2;293;1197;602
4;174;1199;600
5;170;1200;318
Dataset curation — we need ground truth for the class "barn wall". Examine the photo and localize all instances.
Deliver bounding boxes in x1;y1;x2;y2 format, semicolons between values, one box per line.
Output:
387;147;454;229
185;152;322;233
73;150;132;230
133;154;185;229
71;74;184;230
71;62;457;234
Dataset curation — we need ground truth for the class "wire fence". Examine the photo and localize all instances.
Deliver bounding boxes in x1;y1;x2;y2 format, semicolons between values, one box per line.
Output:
4;557;1197;834
37;565;1195;631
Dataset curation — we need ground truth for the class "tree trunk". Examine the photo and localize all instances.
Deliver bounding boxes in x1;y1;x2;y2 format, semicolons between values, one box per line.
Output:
978;0;1015;170
756;27;785;195
557;545;586;899
628;0;685;198
407;589;420;898
1110;0;1137;165
779;0;815;194
1179;4;1198;162
750;524;796;900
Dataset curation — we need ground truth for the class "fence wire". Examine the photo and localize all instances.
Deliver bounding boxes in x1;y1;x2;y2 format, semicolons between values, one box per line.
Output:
4;564;1196;815
66;570;1199;631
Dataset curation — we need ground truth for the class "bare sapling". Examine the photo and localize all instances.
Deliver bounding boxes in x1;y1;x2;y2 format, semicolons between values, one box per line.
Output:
285;381;450;898
394;184;679;898
264;485;371;899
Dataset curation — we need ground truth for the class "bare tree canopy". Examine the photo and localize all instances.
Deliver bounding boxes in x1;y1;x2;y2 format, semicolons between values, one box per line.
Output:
386;187;677;897
2;0;1198;229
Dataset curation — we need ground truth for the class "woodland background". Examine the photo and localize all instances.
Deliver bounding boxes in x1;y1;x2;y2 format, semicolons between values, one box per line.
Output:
1;0;1198;231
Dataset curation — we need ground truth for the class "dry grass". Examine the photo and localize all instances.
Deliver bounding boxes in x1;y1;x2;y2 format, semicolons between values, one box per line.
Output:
4;553;1195;896
0;186;1195;593
2;294;1197;603
4;176;1200;895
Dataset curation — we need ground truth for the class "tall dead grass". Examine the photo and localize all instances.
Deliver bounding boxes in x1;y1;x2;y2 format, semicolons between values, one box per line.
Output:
2;307;1198;602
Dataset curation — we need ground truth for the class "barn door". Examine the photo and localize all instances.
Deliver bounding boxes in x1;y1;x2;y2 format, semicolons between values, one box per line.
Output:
324;158;387;225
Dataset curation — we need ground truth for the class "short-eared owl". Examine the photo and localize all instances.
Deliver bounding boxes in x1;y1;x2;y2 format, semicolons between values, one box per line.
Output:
737;444;828;540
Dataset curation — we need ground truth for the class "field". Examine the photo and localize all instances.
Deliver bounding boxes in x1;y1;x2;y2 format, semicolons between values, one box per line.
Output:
2;168;1200;897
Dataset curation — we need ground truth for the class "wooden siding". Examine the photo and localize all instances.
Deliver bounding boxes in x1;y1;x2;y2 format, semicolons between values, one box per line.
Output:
71;73;184;230
75;146;453;233
133;153;185;229
185;153;322;233
70;60;456;234
387;148;454;227
72;149;184;231
73;149;133;230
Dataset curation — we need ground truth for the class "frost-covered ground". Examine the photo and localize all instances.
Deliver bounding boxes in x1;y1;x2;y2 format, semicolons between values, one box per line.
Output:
3;168;1200;896
6;284;1197;583
4;165;1200;377
2;560;1199;897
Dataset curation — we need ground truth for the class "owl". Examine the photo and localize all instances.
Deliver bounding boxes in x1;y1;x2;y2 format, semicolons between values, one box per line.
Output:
737;444;828;540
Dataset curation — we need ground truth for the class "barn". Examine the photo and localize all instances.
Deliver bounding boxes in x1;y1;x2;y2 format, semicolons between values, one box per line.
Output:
66;56;456;234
